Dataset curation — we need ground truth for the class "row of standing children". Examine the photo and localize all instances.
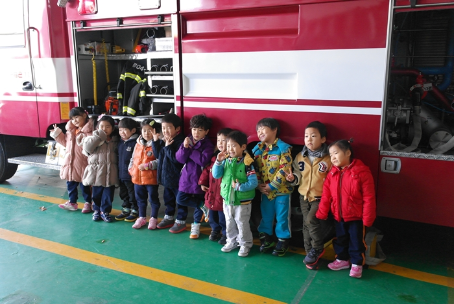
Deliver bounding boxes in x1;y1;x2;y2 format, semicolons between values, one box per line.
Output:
52;108;376;277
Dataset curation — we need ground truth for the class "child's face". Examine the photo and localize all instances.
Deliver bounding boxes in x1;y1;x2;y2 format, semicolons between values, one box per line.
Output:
98;121;113;137
305;127;326;152
141;124;154;142
119;127;136;141
161;122;179;139
192;127;209;141
256;125;277;145
217;134;227;152
329;145;351;168
71;114;87;128
227;139;247;158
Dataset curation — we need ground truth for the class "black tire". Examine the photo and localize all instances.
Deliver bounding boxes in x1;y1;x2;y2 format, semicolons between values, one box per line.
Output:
0;141;18;183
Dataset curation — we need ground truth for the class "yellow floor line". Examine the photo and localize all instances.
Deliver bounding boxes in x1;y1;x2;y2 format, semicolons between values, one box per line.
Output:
0;228;284;304
1;186;453;289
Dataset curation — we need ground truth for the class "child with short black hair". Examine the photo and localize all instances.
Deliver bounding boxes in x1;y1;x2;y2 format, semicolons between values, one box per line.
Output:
212;130;258;257
151;114;185;229
286;121;331;268
253;118;294;256
198;128;232;244
79;115;119;222
51;107;94;213
316;139;376;278
115;118;139;222
172;114;214;238
129;119;161;229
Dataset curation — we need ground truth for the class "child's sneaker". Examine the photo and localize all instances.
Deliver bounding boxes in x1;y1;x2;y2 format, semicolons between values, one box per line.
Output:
148;217;157;230
81;202;92;213
92;210;101;221
328;259;351;271
124;211;138;222
259;232;275;253
190;223;201;239
209;231;221;241
132;217;147;229
115;208;130;220
157;217;174;229
349;265;363;278
272;238;290;257
221;242;239;252
100;212;112;223
304;248;325;265
59;201;78;211
238;246;250;257
169;221;186;233
200;204;209;222
218;235;227;245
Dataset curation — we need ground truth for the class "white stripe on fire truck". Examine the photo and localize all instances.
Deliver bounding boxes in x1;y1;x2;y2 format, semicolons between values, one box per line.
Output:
0;96;76;102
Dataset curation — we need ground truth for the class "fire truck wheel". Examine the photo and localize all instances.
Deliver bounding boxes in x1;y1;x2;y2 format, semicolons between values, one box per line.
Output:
0;141;18;183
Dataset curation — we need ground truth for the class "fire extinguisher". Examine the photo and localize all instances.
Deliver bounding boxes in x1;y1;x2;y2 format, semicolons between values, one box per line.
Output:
78;0;97;15
105;91;119;115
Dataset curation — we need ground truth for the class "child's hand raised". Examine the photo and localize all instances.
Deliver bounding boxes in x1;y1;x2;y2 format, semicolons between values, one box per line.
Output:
151;128;160;141
164;136;174;147
284;167;294;182
51;124;58;132
216;151;228;162
184;137;191;148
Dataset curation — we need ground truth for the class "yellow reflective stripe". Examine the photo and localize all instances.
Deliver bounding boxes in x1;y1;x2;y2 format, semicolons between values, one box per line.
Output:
119;74;125;81
122;106;128;112
124;73;144;83
117;93;123;99
139;91;146;97
126;107;136;115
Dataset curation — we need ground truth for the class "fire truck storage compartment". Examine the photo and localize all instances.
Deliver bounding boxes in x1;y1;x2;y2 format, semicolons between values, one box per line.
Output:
74;25;175;117
385;8;454;155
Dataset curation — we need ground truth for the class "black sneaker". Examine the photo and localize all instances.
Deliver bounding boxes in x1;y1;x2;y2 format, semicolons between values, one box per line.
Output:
304;248;325;265
218;235;227;245
92;210;101;221
124;212;138;222
259;232;275;253
115;209;130;221
209;231;221;241
101;212;113;223
272;238;290;257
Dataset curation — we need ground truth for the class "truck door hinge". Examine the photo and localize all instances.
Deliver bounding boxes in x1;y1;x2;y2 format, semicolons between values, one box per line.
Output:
410;0;417;8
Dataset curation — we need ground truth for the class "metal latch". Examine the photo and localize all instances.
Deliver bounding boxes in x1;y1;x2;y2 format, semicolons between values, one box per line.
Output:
381;157;401;174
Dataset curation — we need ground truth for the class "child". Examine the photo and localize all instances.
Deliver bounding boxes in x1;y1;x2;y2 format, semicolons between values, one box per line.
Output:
151;114;185;229
285;121;331;268
198;128;232;245
51;107;94;213
79;115;119;222
172;114;214;238
129;119;161;229
212;131;258;257
252;118;293;257
316;139;376;278
115;118;139;222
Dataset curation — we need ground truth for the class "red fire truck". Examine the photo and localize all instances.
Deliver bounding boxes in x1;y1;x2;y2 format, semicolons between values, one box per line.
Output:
1;0;453;228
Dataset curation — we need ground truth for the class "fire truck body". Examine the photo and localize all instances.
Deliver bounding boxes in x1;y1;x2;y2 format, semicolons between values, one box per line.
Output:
0;0;453;227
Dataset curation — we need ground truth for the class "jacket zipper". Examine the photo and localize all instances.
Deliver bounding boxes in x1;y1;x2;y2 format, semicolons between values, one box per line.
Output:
338;170;345;220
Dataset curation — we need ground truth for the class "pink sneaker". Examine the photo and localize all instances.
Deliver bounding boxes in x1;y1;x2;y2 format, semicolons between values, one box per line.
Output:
349;265;363;278
328;259;350;271
148;217;157;230
81;202;93;213
59;201;78;211
132;217;147;229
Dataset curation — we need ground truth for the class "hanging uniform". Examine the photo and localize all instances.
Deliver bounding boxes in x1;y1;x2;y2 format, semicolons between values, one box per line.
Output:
116;61;146;116
125;80;151;116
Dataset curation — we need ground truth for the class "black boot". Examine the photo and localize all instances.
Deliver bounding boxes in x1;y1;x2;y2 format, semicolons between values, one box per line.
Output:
259;232;275;253
272;238;290;257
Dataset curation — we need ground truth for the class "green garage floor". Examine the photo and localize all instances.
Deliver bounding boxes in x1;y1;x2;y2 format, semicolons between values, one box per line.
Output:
0;166;452;304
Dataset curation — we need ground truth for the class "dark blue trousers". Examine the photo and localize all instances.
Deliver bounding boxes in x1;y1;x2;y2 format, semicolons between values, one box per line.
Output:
162;187;178;217
135;184;160;218
176;191;204;222
119;179;138;211
67;181;91;204
208;209;226;235
333;220;366;265
92;186;115;213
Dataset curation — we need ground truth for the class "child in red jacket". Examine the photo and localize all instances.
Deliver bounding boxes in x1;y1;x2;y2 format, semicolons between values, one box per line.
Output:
198;128;232;245
316;139;376;279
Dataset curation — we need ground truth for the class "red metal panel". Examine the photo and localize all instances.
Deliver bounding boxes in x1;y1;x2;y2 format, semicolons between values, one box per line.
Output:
377;156;454;227
0;100;40;137
37;101;77;138
180;0;389;53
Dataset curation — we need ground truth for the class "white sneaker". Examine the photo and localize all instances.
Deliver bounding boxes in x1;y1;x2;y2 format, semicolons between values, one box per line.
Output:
221;242;239;252
190;223;201;239
238;246;250;257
